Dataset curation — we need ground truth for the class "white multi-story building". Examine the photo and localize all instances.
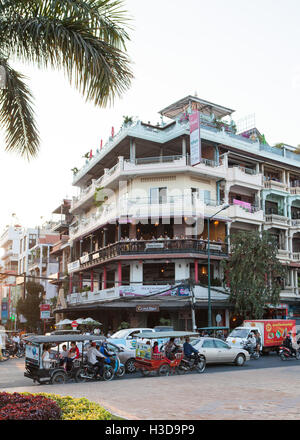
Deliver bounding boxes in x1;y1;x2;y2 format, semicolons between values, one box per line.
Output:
55;95;300;331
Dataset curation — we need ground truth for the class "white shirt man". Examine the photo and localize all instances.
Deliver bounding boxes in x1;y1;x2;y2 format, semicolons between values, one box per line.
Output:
87;345;105;365
248;333;256;347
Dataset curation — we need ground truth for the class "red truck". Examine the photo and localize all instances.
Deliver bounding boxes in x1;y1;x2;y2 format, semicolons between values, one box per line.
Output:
226;319;296;353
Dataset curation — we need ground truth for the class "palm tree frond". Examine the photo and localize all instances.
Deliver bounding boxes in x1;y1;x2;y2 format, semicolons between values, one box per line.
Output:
0;59;39;158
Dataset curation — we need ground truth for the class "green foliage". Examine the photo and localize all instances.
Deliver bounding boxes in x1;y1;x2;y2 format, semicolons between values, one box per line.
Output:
0;0;132;158
222;231;286;319
94;186;107;207
117;321;130;330
71;167;79;174
16;282;44;331
122;115;133;125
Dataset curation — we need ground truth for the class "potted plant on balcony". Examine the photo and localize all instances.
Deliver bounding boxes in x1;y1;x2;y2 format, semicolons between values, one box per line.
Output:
71;167;79;175
122;115;133;127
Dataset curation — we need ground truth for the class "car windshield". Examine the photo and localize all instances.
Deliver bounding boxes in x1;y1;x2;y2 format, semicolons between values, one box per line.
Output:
228;328;249;338
190;339;200;346
111;330;129;339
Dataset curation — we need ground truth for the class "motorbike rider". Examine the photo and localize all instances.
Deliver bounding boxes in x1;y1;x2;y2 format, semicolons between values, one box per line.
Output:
183;337;199;361
100;340;114;365
247;332;257;350
283;331;296;357
87;342;106;376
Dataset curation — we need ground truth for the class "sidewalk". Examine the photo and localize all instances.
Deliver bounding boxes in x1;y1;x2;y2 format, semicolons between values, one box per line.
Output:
2;364;300;419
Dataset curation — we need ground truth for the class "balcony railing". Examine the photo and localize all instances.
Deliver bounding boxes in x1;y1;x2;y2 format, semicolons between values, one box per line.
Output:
72;239;229;271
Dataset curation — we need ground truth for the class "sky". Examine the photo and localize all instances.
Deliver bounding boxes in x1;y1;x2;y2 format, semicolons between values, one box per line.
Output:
0;0;300;232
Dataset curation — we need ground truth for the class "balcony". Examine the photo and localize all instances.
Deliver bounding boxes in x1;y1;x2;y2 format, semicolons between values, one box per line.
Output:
264;180;288;192
264;214;289;227
277;249;290;262
226;166;263;189
68;239;229;273
227;203;264;224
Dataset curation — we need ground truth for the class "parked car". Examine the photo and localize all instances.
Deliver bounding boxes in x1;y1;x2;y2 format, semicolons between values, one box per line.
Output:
108;328;155;350
191;337;250;366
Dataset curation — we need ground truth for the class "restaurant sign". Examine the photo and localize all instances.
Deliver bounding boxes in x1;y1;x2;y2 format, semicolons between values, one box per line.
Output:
136;304;160;313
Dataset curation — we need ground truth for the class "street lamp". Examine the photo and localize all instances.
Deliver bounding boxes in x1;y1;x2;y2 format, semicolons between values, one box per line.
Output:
207;204;230;327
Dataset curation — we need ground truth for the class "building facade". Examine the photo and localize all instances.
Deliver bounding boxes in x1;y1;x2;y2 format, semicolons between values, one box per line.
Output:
55;95;300;331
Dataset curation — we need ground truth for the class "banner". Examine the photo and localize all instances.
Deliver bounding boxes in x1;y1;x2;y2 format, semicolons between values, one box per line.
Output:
190;110;201;165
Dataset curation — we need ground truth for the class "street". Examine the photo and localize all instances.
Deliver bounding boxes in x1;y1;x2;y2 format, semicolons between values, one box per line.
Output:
1;354;300;419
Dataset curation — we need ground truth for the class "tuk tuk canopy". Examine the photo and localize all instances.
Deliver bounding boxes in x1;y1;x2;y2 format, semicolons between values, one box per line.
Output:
23;334;106;344
134;331;199;339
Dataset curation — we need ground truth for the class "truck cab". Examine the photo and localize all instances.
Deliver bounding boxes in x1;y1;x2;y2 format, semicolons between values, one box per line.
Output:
226;327;261;349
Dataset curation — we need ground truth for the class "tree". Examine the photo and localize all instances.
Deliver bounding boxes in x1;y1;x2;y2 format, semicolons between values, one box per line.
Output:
16;281;44;331
0;0;133;158
222;231;287;319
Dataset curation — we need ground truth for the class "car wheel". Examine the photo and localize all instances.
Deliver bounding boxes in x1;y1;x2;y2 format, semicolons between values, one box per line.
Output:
296;351;300;360
51;372;66;384
125;358;136;374
235;353;245;367
157;364;170;376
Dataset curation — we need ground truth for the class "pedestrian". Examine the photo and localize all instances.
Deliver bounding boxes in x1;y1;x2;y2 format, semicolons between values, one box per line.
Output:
254;331;261;354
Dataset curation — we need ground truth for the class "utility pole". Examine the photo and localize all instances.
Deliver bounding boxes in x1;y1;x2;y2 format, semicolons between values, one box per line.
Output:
189;279;197;332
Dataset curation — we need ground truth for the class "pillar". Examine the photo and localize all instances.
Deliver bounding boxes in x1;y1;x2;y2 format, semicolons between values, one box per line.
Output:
182;137;187;157
69;274;73;294
79;273;82;290
194;259;199;283
118;261;122;287
90;234;93;253
103;228;108;246
175;260;190;283
79;240;83;257
130;139;136;163
130;262;143;284
102;266;107;290
91;271;94;292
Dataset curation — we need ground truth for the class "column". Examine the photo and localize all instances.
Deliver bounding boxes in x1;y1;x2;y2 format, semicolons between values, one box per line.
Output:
90;235;93;253
285;229;289;251
289;233;293;255
130;139;136;163
91;271;94;292
182;137;187;157
226;223;231;251
130;262;143;284
102;266;107;290
79;239;83;256
175;260;190;283
118;261;122;287
194;259;199;283
79;273;82;290
296;270;299;295
103;228;108;246
69;274;73;294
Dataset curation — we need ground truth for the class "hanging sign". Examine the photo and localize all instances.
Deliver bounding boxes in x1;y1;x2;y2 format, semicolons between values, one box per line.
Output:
190;110;201;166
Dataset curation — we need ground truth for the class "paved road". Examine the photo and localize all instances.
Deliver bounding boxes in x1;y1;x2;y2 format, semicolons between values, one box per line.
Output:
1;355;300;419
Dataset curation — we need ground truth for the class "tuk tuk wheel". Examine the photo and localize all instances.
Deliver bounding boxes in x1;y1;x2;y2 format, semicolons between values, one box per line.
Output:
157;364;170;376
51;371;67;384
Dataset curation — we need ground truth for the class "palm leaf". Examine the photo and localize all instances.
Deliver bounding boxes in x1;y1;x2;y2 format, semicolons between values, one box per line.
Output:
0;58;39;158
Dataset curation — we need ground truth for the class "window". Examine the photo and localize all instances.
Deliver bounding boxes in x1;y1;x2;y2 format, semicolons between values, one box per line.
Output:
150;187;167;204
213;340;230;349
202;339;215;348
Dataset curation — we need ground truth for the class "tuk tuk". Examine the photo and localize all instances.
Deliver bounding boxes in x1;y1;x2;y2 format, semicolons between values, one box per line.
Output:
134;331;204;376
23;334;106;385
198;327;229;340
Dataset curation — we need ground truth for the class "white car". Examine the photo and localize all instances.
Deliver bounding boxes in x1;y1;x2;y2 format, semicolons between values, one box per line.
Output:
108;328;155;350
191;337;250;366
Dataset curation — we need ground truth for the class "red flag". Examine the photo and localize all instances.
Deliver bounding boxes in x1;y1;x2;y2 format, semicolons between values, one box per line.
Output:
111;126;115;137
89;149;93;159
100;139;103;150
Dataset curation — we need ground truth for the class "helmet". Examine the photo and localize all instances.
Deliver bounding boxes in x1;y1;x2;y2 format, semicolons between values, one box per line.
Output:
91;342;96;347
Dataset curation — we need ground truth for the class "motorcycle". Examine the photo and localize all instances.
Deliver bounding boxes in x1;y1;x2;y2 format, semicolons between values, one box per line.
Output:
100;343;125;378
241;341;260;360
177;352;206;374
279;345;300;361
2;342;24;359
75;358;114;382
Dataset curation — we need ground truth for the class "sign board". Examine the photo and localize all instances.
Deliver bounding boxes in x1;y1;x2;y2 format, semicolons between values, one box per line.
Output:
216;314;222;324
80;254;90;264
68;260;80;273
136;304;160;313
40;304;51;311
190;110;201;165
71;321;79;328
40;311;51;320
119;285;190;297
1;300;8;323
